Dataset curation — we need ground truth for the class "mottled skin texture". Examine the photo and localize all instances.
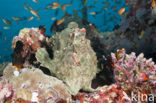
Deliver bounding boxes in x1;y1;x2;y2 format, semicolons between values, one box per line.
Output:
36;22;98;95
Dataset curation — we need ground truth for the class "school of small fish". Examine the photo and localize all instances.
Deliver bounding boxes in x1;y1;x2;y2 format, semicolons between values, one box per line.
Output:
1;0;155;30
0;1;122;30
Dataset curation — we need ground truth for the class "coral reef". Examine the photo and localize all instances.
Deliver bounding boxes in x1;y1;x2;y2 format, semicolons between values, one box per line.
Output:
0;1;155;102
73;84;131;103
12;27;45;52
0;78;13;102
36;22;98;95
2;64;71;103
113;0;156;59
111;51;156;97
0;62;8;76
49;0;156;86
11;27;50;69
79;0;156;64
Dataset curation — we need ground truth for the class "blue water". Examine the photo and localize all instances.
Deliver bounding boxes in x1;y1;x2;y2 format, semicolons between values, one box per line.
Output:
0;0;128;63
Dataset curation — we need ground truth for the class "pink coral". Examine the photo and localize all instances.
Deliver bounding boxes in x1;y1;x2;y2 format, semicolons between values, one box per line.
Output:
0;78;13;102
73;84;131;103
11;28;49;69
111;51;156;96
12;28;46;51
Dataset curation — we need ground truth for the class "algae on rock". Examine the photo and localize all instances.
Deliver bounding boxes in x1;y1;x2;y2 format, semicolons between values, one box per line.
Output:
36;22;98;95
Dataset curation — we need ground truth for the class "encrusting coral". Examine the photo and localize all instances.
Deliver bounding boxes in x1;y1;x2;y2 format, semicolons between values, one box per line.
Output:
36;22;98;95
1;64;71;103
0;62;8;76
11;27;50;69
0;78;13;102
12;27;46;51
73;84;131;103
111;50;156;97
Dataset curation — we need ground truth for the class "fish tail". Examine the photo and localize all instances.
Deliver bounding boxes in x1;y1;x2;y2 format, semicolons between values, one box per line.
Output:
61;5;66;12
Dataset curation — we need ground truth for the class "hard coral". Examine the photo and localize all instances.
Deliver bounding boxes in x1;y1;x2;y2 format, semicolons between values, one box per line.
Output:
11;28;48;69
12;28;45;51
0;78;13;102
3;65;71;103
36;22;98;95
111;51;156;96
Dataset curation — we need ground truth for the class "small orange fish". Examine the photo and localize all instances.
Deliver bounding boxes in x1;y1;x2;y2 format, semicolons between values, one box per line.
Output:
28;3;33;10
65;3;72;6
141;73;149;82
51;17;56;20
57;18;64;25
51;3;71;11
30;9;40;19
61;3;72;11
116;49;126;60
2;18;12;25
61;5;66;11
28;16;34;21
118;7;125;15
53;2;60;6
24;2;29;11
89;11;96;15
143;76;148;82
103;2;110;6
89;23;95;31
52;5;60;9
152;0;156;8
12;16;22;22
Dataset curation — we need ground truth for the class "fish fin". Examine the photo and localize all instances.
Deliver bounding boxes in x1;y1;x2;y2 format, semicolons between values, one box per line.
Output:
28;3;33;10
24;2;30;11
61;5;66;12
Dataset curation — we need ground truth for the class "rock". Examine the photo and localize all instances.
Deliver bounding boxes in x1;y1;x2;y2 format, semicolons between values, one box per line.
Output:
3;65;71;103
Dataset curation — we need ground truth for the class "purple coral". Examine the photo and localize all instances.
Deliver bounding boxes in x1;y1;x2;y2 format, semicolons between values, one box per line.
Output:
111;51;156;96
12;28;46;51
